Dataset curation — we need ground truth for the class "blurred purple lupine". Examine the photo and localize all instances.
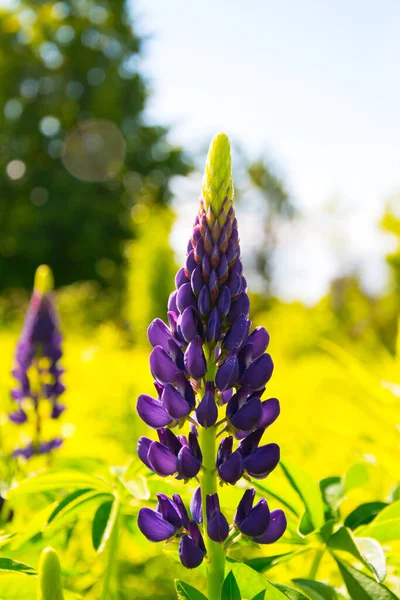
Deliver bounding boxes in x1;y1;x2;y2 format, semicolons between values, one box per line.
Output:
9;265;65;459
136;134;286;583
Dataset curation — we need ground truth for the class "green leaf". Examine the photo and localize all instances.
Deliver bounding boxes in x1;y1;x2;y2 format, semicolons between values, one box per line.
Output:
222;571;241;600
120;474;150;500
344;463;369;492
245;551;304;573
274;583;311;600
175;579;207;600
356;500;400;542
46;490;113;534
293;579;338;600
6;470;111;499
46;489;92;524
334;556;398;600
228;562;289;599
92;500;113;551
327;526;386;582
344;502;387;530
0;558;36;576
96;498;119;554
280;459;325;533
319;477;344;512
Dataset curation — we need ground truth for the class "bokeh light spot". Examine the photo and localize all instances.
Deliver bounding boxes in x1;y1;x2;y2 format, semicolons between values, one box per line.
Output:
39;42;64;69
87;67;105;86
20;78;39;100
55;24;75;45
30;187;49;206
6;160;26;180
66;80;84;99
4;99;23;120
62;119;126;182
40;116;60;137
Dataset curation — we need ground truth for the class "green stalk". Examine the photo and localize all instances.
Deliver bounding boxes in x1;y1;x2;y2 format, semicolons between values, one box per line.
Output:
199;425;226;599
198;348;226;600
308;548;324;580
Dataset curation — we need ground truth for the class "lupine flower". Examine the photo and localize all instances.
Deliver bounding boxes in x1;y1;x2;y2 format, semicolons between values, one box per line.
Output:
9;265;65;458
138;492;206;568
136;134;286;575
138;428;202;480
234;488;287;544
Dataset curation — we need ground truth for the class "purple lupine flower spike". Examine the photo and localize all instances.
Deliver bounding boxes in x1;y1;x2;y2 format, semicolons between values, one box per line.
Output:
10;265;66;458
135;134;285;571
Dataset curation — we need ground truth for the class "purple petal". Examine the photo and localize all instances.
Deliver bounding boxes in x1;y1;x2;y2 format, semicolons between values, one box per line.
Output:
216;351;239;391
175;267;189;288
206;308;222;344
198;285;211;317
184;336;207;379
148;442;177;476
168;290;178;313
239;498;270;537
180;307;203;343
147;318;173;351
162;384;191;420
243;443;280;479
150;346;182;385
9;409;28;424
259;398;280;429
156;493;182;528
207;510;229;542
177;446;201;479
218;450;244;485
228;292;250;321
190;487;203;524
137;394;173;428
230;397;263;432
223;314;250;352
172;494;190;529
137;436;154;470
254;509;287;544
239;354;274;390
177;283;197;313
247;327;270;359
138;507;177;542
179;534;205;569
234;488;256;526
196;382;218;428
217;286;231;317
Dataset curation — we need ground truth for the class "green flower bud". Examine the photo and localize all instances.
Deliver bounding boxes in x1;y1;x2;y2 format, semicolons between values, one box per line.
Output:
38;547;64;600
201;132;234;226
34;265;54;295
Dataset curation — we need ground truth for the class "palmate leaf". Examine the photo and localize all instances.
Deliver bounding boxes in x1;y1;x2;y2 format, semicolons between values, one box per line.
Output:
0;557;36;575
6;470;111;499
356;500;400;542
175;579;207;600
327;526;386;582
45;490;113;535
92;500;113;551
334;556;398;600
95;498;120;554
293;579;340;600
344;502;388;530
245;549;309;573
222;571;241;600
228;562;290;599
273;583;312;600
319;477;344;513
280;459;325;534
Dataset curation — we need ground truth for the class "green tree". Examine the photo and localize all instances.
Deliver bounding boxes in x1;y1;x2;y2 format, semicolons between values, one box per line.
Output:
0;0;191;305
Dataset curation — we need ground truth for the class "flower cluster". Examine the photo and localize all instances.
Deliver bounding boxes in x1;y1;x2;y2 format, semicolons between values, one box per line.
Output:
9;265;65;459
136;134;286;573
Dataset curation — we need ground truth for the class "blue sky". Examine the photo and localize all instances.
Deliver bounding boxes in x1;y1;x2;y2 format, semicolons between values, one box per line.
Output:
133;0;400;301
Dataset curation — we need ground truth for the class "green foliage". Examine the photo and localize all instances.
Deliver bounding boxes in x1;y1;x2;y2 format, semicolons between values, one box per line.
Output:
0;0;191;303
175;580;207;600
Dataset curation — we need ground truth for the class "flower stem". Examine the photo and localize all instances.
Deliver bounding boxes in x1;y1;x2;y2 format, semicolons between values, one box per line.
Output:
308;548;324;580
199;425;226;600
